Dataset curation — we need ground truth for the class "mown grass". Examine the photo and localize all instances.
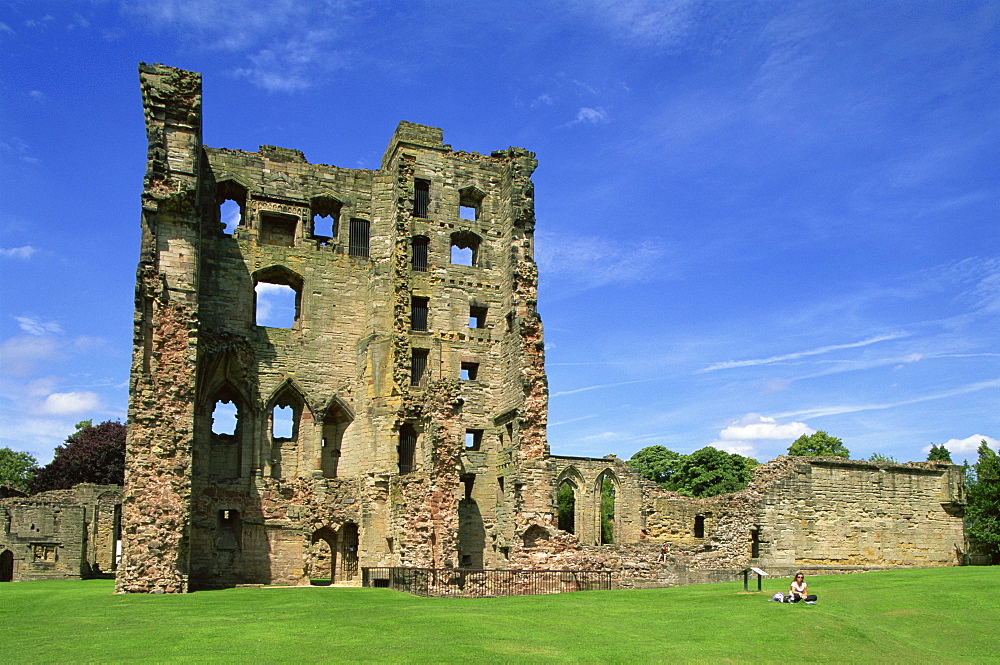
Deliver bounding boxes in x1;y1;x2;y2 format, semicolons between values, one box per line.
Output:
2;567;997;663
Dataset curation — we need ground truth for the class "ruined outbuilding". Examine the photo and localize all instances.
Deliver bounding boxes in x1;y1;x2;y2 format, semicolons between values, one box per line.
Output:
0;484;122;582
116;64;966;593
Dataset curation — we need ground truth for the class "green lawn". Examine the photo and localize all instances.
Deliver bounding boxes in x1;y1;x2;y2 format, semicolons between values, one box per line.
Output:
2;567;997;663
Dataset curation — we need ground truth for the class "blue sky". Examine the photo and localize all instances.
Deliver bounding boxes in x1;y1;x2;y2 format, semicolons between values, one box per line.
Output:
1;0;997;466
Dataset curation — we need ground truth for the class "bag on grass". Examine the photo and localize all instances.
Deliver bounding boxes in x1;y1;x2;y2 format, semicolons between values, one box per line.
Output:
771;592;785;602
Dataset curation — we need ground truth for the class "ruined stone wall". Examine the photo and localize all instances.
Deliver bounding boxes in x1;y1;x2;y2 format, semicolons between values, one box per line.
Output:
0;485;122;582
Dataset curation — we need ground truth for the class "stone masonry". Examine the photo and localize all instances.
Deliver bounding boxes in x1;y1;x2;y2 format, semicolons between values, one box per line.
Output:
1;485;122;582
116;64;967;593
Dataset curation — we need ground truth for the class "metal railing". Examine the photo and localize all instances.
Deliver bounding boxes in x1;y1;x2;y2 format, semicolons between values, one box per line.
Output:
362;567;612;598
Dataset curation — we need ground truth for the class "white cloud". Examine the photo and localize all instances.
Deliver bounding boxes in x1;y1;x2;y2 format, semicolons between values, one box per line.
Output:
718;414;813;441
578;431;619;442
0;336;62;376
565;106;610;127
15;315;63;336
35;391;102;416
925;434;1000;456
0;246;37;259
573;0;698;48
700;333;907;372
713;441;757;457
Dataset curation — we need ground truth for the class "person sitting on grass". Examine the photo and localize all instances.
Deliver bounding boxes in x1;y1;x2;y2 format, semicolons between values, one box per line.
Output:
789;573;817;604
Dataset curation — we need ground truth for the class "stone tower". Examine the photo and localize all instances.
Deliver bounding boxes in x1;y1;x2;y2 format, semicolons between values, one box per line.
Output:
117;64;550;592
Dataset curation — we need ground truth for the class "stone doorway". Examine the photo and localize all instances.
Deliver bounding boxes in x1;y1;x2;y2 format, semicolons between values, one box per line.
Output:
340;523;359;581
309;527;337;585
0;550;13;582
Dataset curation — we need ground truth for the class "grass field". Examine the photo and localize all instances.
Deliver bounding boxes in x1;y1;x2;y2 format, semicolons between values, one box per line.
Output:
2;567;998;663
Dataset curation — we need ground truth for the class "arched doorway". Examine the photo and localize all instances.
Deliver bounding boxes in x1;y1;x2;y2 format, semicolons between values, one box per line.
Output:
597;471;617;545
309;527;337;585
0;550;13;582
557;479;576;534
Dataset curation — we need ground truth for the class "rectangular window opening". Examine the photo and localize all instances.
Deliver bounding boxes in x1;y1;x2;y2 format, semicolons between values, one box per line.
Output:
460;362;479;381
465;429;483;451
259;213;298;247
348;219;370;258
411;296;429;331
459;205;477;221
413;179;430;218
410;349;428;386
255;281;298;328
411;236;429;271
469;306;487;329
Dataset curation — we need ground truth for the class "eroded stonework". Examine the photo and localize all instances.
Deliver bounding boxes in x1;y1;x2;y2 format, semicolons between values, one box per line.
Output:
117;64;967;593
1;485;122;582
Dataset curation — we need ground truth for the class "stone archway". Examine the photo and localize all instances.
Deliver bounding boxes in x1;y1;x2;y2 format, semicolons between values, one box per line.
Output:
309;527;337;585
0;550;13;582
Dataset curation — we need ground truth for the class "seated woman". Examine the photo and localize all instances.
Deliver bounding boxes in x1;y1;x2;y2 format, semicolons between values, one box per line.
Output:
789;573;817;603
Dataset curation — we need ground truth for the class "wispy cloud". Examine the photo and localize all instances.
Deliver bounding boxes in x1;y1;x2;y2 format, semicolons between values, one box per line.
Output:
15;315;63;336
776;378;1000;420
0;246;37;259
563;106;610;127
572;0;699;48
700;333;907;372
122;0;357;92
535;231;676;290
552;377;662;398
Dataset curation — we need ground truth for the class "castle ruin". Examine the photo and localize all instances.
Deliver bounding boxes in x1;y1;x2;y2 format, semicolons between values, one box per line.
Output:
108;64;966;593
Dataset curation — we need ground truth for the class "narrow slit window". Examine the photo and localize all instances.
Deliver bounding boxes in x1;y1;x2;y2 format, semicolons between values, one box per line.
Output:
410;348;428;386
460;362;479;381
694;515;705;539
413;179;430;217
398;424;417;474
411;296;429;331
348;219;370;258
411;236;429;271
469;306;487;329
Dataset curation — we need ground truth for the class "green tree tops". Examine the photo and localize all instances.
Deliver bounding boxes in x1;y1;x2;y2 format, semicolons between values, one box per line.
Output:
626;445;682;484
0;448;39;493
788;431;850;458
965;440;1000;563
927;444;953;462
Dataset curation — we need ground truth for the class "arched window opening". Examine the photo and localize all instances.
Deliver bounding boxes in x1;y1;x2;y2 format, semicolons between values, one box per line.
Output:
411;235;429;271
220;199;241;235
694;515;706;539
557;480;576;534
205;385;244;481
310;197;341;243
598;472;616;545
272;405;294;439
522;525;549;549
398;424;417;474
450;231;480;267
253;266;303;329
211;400;238;435
217;180;247;235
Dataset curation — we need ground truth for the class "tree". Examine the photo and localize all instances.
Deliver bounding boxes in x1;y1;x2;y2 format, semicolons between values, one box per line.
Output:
965;440;1000;563
927;444;953;463
627;445;683;485
600;477;615;544
788;431;850;458
868;452;897;463
671;446;757;498
0;448;39;492
556;481;576;533
28;420;126;493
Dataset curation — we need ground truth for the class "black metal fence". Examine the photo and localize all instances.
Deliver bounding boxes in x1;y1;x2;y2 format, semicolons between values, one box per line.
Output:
362;567;612;598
